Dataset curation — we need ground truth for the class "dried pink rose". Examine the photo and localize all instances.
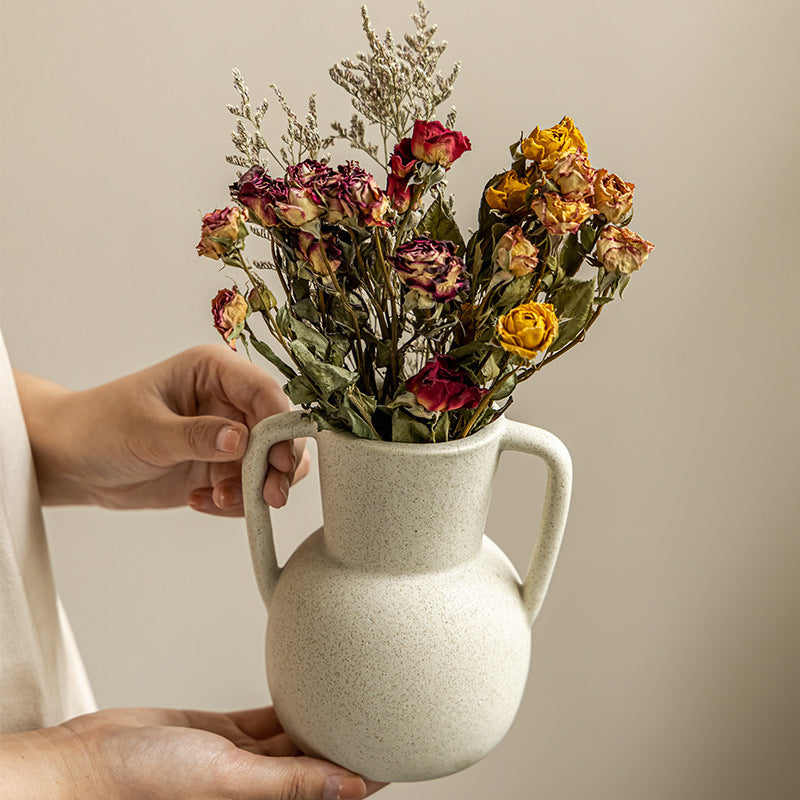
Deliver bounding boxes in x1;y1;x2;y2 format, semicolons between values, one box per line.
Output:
285;159;334;189
196;207;248;260
230;166;287;227
211;288;248;349
285;158;390;228
291;231;343;276
406;355;487;412
333;162;390;227
390;238;468;306
276;186;326;227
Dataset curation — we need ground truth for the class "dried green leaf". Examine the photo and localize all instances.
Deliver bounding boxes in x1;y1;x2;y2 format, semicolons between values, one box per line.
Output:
579;223;600;253
550;278;595;351
391;408;433;443
249;335;297;379
292;297;321;325
492;371;517;401
285;375;318;405
287;315;330;359
289;340;358;399
419;194;465;256
557;233;585;278
431;411;450;442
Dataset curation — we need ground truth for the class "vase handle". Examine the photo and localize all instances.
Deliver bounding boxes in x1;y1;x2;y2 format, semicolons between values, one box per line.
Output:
500;418;572;626
242;410;318;608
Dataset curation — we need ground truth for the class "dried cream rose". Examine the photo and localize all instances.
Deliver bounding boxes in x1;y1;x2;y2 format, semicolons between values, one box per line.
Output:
549;151;596;200
492;226;539;278
595;226;654;274
532;192;596;236
593;169;635;224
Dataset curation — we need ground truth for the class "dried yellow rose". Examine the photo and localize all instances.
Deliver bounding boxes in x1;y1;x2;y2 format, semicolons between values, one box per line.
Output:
521;116;588;170
485;170;531;214
497;302;559;360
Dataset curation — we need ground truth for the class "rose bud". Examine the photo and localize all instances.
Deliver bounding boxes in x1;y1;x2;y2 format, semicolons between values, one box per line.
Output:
390;237;469;306
247;285;276;312
521;116;588;170
211;288;248;349
593;169;635;224
410;120;471;169
492;226;539;278
387;171;413;213
386;139;419;213
485;171;532;215
595;226;654;274
532;192;596;236
497;302;559;360
196;206;249;260
230;166;288;227
390;138;418;179
406;355;487;413
548;150;596;200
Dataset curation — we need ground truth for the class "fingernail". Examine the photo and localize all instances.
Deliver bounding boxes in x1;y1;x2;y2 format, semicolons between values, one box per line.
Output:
189;493;213;512
279;474;291;503
324;775;366;800
216;426;241;454
216;485;242;508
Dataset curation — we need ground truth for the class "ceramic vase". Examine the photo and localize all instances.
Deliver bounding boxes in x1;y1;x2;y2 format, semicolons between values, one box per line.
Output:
242;410;571;782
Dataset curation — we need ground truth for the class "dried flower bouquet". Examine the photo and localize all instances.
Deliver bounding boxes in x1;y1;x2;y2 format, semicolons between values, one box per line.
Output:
198;1;654;443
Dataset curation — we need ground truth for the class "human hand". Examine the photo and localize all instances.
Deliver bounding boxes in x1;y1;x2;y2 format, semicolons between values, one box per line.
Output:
16;344;310;512
0;706;385;800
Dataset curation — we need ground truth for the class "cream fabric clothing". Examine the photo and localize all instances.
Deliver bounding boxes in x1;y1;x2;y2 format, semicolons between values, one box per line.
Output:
0;331;96;732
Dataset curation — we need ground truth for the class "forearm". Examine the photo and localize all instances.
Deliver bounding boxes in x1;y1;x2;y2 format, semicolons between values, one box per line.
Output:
13;371;91;505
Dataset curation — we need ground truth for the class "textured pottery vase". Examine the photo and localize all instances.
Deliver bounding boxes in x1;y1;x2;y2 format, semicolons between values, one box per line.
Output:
242;411;571;782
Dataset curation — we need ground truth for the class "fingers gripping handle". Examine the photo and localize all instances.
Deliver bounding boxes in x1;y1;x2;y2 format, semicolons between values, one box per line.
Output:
502;419;573;626
242;411;318;607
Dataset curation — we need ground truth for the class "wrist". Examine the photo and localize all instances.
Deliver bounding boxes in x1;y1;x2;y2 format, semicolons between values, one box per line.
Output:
0;726;90;800
13;372;91;505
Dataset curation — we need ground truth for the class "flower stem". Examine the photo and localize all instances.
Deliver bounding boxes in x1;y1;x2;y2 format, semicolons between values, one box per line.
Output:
375;232;401;396
459;355;513;439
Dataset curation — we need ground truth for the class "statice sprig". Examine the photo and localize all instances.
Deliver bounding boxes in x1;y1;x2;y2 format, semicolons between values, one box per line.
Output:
329;2;460;167
227;68;280;171
270;85;334;165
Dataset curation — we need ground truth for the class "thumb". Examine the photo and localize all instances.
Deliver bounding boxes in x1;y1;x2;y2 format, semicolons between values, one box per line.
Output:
152;413;249;464
230;753;368;800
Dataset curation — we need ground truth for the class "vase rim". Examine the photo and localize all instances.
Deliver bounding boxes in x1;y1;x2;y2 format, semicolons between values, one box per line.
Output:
314;413;507;453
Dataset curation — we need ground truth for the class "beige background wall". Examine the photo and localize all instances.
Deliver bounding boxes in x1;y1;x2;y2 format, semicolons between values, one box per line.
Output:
2;0;799;797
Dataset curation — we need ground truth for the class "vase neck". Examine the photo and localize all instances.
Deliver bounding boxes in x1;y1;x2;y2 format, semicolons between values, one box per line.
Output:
316;425;503;573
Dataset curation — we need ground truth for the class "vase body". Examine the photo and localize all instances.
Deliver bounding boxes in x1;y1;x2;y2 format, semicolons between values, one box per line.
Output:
243;413;572;782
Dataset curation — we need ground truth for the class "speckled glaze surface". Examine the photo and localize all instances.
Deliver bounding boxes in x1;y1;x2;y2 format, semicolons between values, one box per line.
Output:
242;411;572;782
